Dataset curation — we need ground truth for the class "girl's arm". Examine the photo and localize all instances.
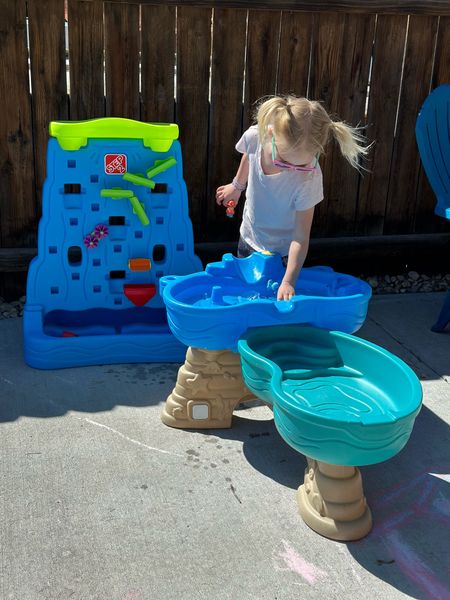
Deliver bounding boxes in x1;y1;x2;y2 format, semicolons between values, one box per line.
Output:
277;206;315;301
216;153;249;206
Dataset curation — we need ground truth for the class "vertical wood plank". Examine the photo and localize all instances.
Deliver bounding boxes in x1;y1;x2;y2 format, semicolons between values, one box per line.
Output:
322;14;375;236
357;15;408;236
141;4;176;123
414;16;450;234
277;11;313;97
68;0;105;120
243;10;281;129
308;12;346;236
28;0;68;209
0;0;36;247
104;2;140;119
432;16;450;88
207;8;247;241
384;16;439;234
176;6;212;240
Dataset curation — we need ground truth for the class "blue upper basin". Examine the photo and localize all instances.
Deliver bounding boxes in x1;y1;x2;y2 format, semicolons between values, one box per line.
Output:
160;253;372;351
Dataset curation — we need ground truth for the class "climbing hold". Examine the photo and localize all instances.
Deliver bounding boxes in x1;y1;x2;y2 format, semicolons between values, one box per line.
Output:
128;258;151;272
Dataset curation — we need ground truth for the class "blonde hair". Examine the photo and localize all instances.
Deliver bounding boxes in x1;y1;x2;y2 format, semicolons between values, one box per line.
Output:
256;95;371;170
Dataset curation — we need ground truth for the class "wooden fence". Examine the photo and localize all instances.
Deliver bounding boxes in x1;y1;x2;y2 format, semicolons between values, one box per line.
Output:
0;0;449;295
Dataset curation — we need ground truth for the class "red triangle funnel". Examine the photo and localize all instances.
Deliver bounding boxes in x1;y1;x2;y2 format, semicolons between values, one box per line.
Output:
123;284;157;307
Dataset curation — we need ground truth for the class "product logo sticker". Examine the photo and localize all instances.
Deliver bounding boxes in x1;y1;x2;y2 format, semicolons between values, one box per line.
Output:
104;154;127;174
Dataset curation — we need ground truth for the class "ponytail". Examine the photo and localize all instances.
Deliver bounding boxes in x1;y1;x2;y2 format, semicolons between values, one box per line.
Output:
329;121;372;170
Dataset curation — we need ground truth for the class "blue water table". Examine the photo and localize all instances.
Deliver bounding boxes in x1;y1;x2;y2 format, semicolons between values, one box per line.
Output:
238;324;422;540
24;118;202;369
161;252;372;351
160;252;371;429
160;253;421;540
160;252;371;431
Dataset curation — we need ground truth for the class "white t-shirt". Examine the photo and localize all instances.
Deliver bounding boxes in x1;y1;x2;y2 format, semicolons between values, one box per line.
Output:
236;126;323;256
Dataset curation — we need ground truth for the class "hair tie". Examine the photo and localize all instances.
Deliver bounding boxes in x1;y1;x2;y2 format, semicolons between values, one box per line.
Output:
232;178;246;192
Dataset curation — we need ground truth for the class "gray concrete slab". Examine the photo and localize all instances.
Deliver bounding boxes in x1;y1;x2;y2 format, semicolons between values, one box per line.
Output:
0;294;449;600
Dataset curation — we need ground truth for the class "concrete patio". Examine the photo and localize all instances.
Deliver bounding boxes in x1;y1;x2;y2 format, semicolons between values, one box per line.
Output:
0;292;449;600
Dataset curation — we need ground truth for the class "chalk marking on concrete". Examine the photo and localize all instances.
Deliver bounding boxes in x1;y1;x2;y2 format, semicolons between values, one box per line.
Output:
274;540;328;585
0;376;13;385
373;476;445;537
433;496;450;519
385;531;450;600
80;417;184;458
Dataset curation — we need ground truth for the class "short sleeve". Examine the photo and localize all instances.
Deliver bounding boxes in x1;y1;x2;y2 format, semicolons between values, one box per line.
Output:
235;126;259;155
294;169;324;212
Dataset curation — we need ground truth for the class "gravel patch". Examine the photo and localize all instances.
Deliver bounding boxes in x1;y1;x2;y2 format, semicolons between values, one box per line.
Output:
363;271;450;295
0;296;26;320
1;272;449;320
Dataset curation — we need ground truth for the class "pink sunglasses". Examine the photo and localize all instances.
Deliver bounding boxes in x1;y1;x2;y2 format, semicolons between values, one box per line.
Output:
271;135;318;172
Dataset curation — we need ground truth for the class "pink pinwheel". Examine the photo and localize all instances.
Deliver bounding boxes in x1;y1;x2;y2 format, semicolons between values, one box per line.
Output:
94;223;109;239
83;234;99;249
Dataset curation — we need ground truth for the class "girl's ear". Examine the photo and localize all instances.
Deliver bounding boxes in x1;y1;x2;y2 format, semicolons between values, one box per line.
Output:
267;123;274;135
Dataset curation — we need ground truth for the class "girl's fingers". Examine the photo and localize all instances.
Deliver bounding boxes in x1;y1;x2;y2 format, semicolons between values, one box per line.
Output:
277;290;294;301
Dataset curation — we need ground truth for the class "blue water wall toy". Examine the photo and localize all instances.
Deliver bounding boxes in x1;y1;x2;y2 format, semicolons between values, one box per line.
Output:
24;118;202;369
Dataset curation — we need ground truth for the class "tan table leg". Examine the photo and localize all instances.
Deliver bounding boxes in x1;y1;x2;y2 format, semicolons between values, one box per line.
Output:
161;347;253;429
298;458;373;541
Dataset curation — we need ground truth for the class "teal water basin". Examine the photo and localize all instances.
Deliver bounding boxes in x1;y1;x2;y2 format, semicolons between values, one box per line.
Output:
238;325;422;466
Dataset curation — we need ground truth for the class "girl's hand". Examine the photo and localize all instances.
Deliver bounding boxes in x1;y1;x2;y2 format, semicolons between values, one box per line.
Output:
277;281;295;301
216;183;241;206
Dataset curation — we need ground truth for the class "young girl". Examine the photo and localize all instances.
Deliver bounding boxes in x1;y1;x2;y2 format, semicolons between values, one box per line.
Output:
216;96;369;301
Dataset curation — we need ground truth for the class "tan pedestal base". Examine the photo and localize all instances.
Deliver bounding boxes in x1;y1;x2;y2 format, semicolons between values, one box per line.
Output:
161;347;254;429
298;459;372;541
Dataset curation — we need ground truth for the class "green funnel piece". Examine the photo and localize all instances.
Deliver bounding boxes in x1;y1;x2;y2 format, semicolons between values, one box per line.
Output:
101;188;134;199
146;157;176;179
122;172;156;189
129;196;150;226
101;188;149;226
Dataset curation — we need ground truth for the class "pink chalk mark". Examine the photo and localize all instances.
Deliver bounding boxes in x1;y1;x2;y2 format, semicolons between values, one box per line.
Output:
386;531;450;600
124;591;144;600
276;540;327;585
371;469;449;508
433;497;450;519
374;478;441;535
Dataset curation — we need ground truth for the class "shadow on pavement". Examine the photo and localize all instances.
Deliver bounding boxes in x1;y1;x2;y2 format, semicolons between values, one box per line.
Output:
187;403;450;600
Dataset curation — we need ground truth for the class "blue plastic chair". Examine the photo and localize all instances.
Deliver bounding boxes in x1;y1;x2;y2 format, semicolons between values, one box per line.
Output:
415;84;450;332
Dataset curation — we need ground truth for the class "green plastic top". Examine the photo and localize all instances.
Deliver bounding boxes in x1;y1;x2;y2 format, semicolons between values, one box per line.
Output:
50;118;179;152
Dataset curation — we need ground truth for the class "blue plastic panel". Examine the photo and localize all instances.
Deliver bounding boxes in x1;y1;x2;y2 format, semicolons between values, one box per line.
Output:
24;122;202;368
416;84;450;220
